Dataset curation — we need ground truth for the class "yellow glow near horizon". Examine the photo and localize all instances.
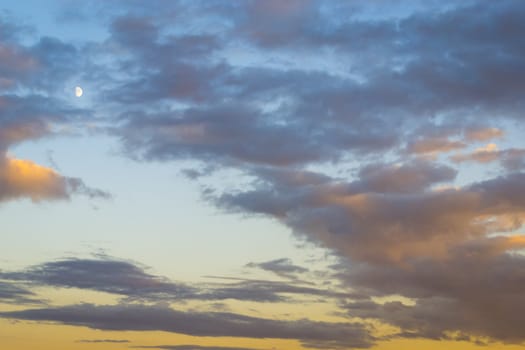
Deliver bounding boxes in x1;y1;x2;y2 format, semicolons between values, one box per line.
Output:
1;319;525;350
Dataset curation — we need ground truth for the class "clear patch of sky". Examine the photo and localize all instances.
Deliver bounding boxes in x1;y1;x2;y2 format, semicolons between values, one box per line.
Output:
4;134;322;280
1;0;108;44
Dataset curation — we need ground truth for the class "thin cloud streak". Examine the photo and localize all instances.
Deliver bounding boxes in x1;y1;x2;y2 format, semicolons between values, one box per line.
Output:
0;303;375;349
0;257;349;303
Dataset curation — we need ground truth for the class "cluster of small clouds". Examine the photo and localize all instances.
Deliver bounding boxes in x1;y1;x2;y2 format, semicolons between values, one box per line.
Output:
2;0;525;348
0;257;346;304
0;256;370;349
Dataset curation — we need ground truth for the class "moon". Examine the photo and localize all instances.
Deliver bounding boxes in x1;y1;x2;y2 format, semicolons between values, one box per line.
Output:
75;86;83;97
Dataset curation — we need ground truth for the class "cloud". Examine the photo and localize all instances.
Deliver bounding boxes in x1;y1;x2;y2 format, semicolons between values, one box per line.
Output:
132;345;262;350
405;125;504;157
406;137;466;156
217;167;525;343
451;143;500;164
0;257;346;303
355;161;457;193
0;157;69;201
246;258;308;279
464;127;504;142
0;257;196;300
0;303;374;349
215;167;525;343
0;281;40;304
451;144;525;171
200;278;349;302
0;155;109;202
342;239;525;343
0;15;107;204
76;339;130;343
102;1;525;174
220;169;525;263
116;103;356;166
0;14;81;91
500;149;525;171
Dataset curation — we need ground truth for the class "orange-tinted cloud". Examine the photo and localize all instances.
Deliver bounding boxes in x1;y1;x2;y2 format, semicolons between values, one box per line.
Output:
0;156;70;201
217;165;525;343
451;144;525;170
465;127;504;142
406;137;466;156
0;154;110;202
451;143;499;163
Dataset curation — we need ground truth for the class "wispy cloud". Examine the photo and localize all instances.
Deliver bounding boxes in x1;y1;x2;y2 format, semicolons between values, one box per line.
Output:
0;281;40;304
0;303;374;349
131;345;264;350
76;339;130;343
0;256;346;303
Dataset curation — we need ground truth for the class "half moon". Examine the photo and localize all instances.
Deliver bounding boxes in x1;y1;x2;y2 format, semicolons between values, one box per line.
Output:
75;86;83;97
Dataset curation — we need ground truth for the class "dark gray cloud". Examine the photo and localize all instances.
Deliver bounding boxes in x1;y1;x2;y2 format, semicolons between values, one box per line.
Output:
0;303;374;349
0;257;346;303
354;161;457;193
452;146;525;171
218;168;525;263
201;278;349;302
0;281;40;304
246;258;308;280
0;14;81;91
76;339;130;343
0;16;36;89
116;103;356;166
341;242;525;343
28;36;79;90
0;257;196;300
132;345;261;350
0;13;31;42
500;149;525;171
0;94;73;147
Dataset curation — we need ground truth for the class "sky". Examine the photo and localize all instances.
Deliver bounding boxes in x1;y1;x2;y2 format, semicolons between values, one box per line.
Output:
1;1;525;349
